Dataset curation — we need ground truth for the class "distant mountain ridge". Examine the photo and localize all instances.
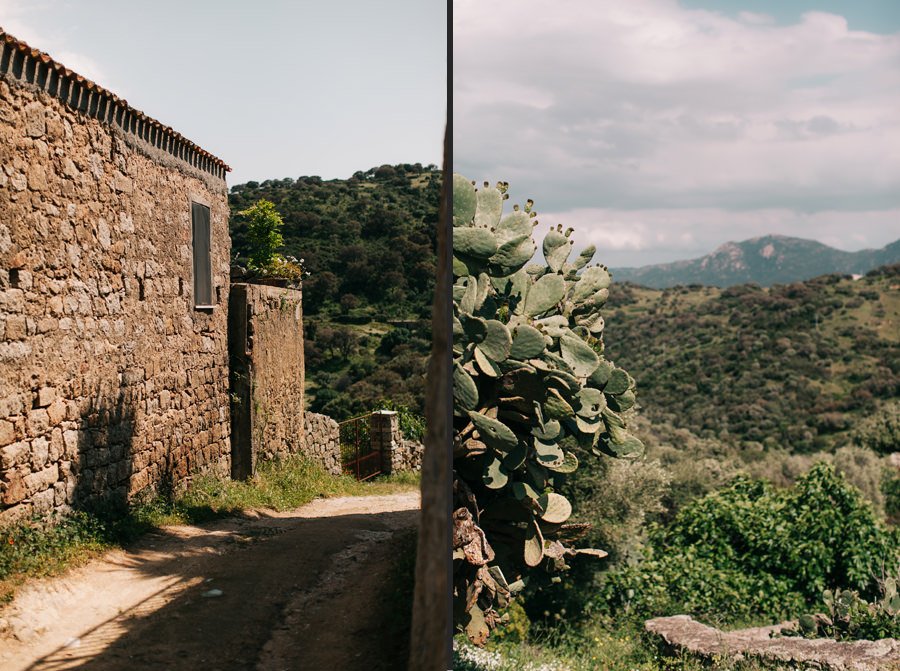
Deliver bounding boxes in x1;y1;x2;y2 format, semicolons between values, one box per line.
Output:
611;235;900;288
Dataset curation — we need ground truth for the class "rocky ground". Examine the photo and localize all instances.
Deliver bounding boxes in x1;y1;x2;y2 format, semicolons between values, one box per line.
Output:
0;491;420;671
645;615;900;671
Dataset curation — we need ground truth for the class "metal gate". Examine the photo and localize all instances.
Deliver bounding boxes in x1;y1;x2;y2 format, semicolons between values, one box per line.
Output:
339;413;381;481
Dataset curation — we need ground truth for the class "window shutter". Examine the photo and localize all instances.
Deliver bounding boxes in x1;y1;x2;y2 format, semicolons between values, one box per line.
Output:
192;202;213;307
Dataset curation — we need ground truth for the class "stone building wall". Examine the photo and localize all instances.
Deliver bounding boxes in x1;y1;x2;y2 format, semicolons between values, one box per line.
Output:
229;283;339;477
0;30;232;523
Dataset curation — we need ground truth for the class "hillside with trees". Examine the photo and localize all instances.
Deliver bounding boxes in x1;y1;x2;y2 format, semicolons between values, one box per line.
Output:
611;235;900;288
604;265;900;455
228;164;440;420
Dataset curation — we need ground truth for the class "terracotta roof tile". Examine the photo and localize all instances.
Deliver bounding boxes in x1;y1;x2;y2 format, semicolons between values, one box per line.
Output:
0;27;231;175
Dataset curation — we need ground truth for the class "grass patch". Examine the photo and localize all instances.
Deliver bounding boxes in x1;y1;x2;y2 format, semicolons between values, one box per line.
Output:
157;455;419;524
457;621;796;671
0;456;419;602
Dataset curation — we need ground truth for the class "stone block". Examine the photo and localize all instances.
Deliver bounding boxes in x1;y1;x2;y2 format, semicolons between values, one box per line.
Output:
0;441;28;469
36;386;56;407
2;468;27;505
113;173;133;194
63;429;78;459
62;157;79;179
26;163;48;191
0;502;31;526
30;436;50;468
32;487;56;513
5;315;26;339
24;102;45;138
53;480;68;505
26;409;49;437
47;399;67;426
0;420;14;446
49;428;64;462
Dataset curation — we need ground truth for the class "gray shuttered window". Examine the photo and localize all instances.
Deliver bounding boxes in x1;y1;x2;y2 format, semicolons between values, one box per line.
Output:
191;202;213;307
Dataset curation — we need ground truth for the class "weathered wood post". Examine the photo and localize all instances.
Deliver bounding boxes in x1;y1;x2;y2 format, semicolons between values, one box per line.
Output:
408;124;451;670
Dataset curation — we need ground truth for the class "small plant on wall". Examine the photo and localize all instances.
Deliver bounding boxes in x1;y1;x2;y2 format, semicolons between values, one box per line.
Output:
236;199;308;284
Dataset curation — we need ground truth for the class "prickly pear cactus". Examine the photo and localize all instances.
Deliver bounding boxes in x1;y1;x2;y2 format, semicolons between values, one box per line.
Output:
452;174;643;644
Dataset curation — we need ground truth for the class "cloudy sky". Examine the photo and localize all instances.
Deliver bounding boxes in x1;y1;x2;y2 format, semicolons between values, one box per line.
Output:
0;0;446;185
454;0;900;267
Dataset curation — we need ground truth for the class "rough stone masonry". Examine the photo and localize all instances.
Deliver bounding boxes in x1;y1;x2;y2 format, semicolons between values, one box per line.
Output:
229;283;342;478
0;30;233;523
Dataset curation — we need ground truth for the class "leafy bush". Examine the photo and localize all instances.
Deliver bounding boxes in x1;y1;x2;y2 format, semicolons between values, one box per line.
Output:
883;471;900;525
564;457;670;563
488;599;531;645
595;463;899;625
239;198;285;269
832;446;887;516
234;199;308;281
788;580;900;641
0;511;110;586
853;401;900;455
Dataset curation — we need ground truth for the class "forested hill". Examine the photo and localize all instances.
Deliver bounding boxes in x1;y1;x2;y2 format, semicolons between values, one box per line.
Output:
604;265;900;455
228;163;441;318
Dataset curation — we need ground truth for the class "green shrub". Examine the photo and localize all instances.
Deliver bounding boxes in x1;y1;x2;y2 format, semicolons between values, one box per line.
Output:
832;446;887;516
239;199;285;268
883;470;900;525
852;401;900;455
789;581;900;641
595;463;899;625
488;599;532;646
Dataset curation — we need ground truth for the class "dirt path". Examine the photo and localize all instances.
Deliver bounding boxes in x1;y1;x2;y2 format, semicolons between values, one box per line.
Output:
0;491;420;671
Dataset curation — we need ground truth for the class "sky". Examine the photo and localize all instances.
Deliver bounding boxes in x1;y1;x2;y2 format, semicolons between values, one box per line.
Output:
0;0;447;186
454;0;900;267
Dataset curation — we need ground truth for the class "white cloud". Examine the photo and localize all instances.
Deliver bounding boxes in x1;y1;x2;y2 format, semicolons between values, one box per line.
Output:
454;0;900;260
737;11;775;26
0;0;113;88
535;207;900;267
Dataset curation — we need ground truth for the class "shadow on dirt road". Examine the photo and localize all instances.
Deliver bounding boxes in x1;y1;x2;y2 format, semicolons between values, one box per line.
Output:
1;493;419;671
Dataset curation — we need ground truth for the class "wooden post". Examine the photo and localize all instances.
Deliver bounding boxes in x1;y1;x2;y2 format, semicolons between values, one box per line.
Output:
408;123;451;670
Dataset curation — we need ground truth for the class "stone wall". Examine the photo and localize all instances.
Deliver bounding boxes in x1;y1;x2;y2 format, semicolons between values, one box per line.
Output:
0;39;231;523
230;283;306;476
302;411;341;476
370;410;424;475
229;283;340;477
645;615;900;671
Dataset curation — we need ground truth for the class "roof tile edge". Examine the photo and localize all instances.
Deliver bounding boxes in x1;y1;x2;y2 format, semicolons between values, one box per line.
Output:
0;27;231;179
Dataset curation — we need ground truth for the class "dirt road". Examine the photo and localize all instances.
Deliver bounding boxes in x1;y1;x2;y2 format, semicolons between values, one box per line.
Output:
0;491;420;671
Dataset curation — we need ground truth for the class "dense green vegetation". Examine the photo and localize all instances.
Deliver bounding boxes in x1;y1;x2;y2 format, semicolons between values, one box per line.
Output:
228;164;439;420
229;164;439;318
459;265;899;669
605;265;900;454
594;464;897;625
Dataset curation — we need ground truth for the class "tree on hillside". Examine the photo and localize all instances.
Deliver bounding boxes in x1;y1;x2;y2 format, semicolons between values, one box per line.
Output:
240;199;284;269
